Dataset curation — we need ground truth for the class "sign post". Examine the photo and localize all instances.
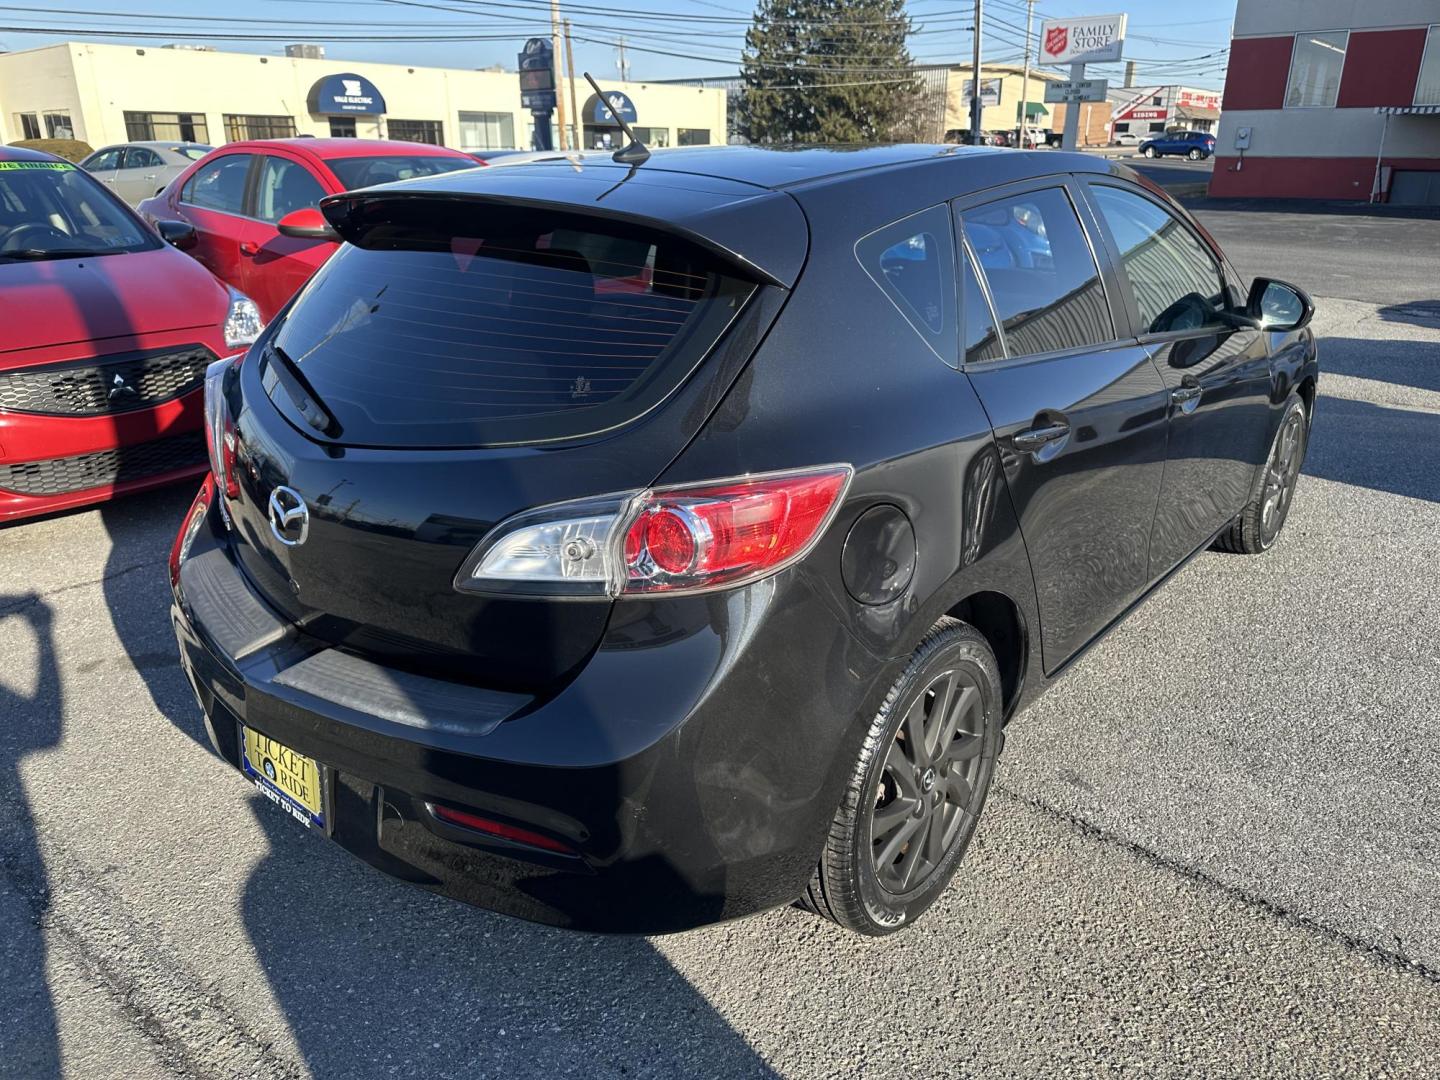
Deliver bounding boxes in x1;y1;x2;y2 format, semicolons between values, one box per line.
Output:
518;37;557;151
1038;13;1127;151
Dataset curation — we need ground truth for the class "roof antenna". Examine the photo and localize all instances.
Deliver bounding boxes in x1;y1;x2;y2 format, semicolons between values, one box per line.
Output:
583;71;650;166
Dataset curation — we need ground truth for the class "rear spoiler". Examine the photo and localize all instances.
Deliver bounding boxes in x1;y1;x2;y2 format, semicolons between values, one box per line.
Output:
320;166;809;289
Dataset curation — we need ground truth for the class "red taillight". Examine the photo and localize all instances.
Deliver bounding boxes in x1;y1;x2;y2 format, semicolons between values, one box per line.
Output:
203;355;244;500
622;468;851;595
453;464;853;599
429;804;576;855
169;474;214;586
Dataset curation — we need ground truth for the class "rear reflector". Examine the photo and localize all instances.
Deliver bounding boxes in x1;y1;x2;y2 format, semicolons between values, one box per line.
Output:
454;464;853;599
429;804;576;855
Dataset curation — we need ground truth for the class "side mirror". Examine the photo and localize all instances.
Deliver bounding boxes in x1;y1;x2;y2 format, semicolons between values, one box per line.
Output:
276;207;339;242
156;219;197;251
1247;277;1314;332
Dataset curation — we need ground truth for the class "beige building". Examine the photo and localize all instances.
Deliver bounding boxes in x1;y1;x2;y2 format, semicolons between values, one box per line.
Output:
941;64;1065;137
0;41;726;153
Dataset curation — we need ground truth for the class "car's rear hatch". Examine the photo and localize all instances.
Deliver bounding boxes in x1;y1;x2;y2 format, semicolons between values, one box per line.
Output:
221;163;806;694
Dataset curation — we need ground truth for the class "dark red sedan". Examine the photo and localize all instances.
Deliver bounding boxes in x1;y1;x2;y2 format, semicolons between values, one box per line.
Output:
138;139;477;321
0;146;261;523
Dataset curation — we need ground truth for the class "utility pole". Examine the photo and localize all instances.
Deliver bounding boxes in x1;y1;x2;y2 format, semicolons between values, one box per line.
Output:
550;0;568;150
969;0;984;144
616;36;630;82
564;18;581;150
1017;0;1034;147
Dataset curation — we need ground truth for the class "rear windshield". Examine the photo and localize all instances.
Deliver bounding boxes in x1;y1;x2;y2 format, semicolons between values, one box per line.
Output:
326;155;476;190
265;200;753;447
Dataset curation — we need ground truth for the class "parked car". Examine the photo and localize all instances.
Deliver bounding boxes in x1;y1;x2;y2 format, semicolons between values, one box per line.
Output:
0;146;262;522
79;141;211;205
1139;130;1216;160
170;145;1317;936
137;139;478;321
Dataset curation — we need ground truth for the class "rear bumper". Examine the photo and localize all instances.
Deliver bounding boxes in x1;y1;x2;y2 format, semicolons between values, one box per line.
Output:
171;488;892;933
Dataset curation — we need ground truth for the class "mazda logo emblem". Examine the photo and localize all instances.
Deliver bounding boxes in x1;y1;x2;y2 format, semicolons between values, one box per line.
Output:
267;485;310;547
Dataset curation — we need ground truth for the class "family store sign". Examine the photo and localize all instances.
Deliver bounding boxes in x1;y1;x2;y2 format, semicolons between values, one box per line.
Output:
1040;13;1128;66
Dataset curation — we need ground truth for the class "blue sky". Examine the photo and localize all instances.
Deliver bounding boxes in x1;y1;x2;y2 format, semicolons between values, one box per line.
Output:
0;1;1237;89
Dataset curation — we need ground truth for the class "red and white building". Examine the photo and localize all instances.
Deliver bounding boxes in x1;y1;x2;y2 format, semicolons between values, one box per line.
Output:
1210;0;1440;204
1110;86;1222;141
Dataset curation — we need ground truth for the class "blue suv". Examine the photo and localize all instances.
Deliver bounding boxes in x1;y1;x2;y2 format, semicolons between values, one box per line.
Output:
1139;130;1216;160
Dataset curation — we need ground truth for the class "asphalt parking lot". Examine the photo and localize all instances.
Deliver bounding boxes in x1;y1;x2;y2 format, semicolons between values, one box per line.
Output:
2;204;1438;1079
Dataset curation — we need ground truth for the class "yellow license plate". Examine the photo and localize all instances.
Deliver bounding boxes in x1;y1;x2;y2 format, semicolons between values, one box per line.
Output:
241;726;324;828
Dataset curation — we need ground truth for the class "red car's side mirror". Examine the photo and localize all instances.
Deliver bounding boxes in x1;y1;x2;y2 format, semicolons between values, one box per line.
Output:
276;208;340;242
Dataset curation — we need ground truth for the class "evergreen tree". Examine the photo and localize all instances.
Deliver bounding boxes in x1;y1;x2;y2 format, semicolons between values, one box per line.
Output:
737;0;926;144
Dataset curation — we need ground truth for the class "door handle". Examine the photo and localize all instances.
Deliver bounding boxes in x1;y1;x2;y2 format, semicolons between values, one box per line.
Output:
143;173;157;179
1012;422;1070;451
239;242;259;256
103;177;116;183
1170;384;1203;405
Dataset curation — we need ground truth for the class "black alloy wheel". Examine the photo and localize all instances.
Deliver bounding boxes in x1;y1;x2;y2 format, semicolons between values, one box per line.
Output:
1214;393;1310;555
802;618;1002;935
871;668;985;894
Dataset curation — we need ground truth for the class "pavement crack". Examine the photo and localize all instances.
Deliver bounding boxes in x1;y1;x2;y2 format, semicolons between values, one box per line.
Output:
993;783;1440;987
0;558;168;615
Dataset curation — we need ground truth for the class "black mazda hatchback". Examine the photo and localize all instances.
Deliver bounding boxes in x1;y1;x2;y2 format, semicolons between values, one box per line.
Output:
170;144;1317;935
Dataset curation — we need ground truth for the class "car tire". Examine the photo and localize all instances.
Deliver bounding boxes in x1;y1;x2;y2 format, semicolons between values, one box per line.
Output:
1213;394;1310;555
800;617;1002;936
1142;146;1156;158
1188;148;1203;161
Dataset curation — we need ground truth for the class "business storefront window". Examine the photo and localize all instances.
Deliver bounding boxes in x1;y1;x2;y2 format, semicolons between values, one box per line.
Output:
388;119;444;145
632;126;670;147
1285;31;1348;108
329;117;357;137
1417;25;1440;106
124;111;210;143
677;127;710;146
16;112;41;139
224;114;297;141
458;111;515;150
44;112;74;139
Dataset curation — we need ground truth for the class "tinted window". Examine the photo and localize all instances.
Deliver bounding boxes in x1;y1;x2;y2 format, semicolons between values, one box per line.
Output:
83;149;121;172
122;147;164;169
267;202;753;447
960;250;1004;364
325;154;473;190
855;205;956;365
1090;185;1226;335
0;163;157;257
253;156;326;223
961;187;1112;358
183;154;251;213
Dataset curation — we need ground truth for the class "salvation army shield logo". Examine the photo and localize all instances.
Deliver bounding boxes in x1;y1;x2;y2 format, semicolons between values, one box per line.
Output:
1044;25;1068;58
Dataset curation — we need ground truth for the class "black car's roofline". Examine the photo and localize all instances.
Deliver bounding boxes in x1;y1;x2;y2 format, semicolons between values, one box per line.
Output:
321;180;808;289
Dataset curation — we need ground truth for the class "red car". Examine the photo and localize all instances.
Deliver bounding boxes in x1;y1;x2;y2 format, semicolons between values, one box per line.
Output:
0;146;262;522
138;139;478;321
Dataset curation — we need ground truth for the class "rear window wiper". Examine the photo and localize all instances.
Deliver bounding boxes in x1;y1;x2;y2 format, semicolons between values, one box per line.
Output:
266;343;342;438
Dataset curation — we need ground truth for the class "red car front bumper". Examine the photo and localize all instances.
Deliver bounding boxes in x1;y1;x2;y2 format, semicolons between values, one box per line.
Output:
0;331;219;523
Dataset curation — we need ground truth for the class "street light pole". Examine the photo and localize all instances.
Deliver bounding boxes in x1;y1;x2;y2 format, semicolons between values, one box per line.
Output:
1018;0;1034;147
969;0;983;144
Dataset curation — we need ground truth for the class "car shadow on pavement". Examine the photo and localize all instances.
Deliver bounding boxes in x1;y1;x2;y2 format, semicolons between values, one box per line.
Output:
0;592;62;1080
241;804;780;1078
1320;336;1440;394
96;487;778;1077
1303;393;1440;503
1375;301;1440;332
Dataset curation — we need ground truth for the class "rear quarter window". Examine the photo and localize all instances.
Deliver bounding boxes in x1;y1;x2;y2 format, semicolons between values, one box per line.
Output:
855;204;957;366
266;200;754;448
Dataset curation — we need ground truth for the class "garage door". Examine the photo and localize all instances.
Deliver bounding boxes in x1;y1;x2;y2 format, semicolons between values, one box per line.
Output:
1390;170;1440;206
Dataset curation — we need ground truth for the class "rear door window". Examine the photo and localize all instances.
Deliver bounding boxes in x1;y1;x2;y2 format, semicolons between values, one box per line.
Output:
266;201;754;447
959;186;1112;358
183;154;252;214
